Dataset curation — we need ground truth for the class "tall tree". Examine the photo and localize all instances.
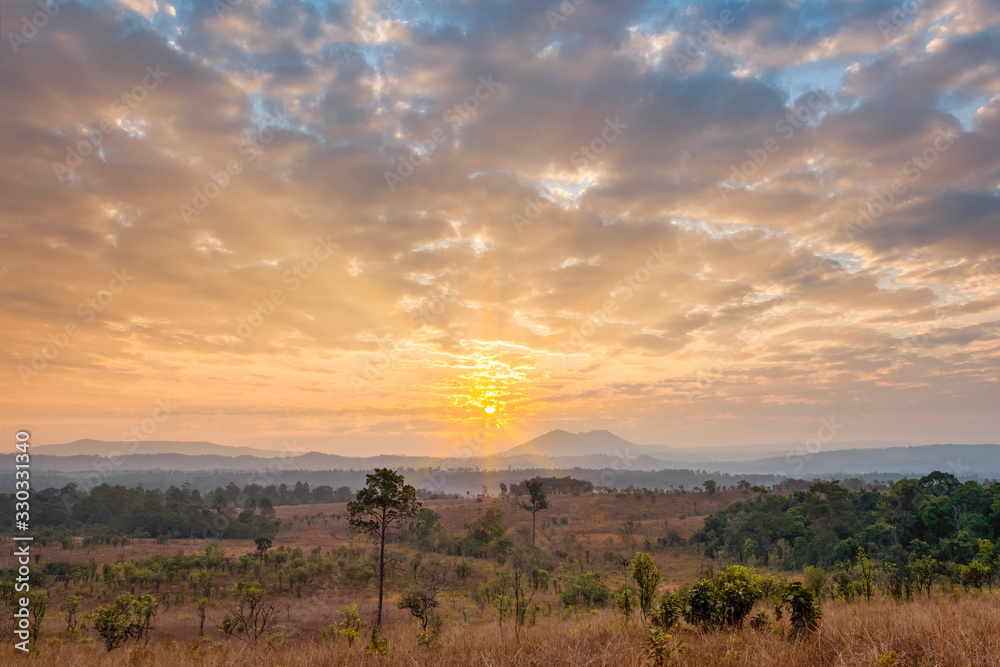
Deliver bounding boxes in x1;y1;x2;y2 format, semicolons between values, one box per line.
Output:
520;480;548;547
631;552;661;616
347;468;420;631
254;535;272;564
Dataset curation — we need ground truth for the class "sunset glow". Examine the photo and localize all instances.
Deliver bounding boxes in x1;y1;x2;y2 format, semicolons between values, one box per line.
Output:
2;0;999;455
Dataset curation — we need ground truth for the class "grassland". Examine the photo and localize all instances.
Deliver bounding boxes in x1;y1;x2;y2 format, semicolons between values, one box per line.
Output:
2;489;997;666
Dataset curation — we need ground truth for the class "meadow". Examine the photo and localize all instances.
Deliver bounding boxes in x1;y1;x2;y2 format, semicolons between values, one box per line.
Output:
2;482;998;666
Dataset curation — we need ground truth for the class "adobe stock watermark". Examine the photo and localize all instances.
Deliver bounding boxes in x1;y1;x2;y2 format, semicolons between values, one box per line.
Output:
717;90;830;201
422;414;508;492
841;126;959;241
556;245;669;354
18;268;135;385
545;0;588;30
6;0;70;54
673;0;750;72
69;399;178;495
969;256;999;285
350;275;462;393
512;116;628;234
780;416;845;477
225;236;338;351
682;293;796;401
877;0;925;41
180;110;290;223
384;75;501;191
51;65;170;183
349;334;408;394
199;437;309;540
888;306;947;368
408;275;463;327
539;447;642;545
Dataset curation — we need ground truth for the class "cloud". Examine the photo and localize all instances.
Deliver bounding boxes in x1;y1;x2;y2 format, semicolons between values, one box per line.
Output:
2;0;999;452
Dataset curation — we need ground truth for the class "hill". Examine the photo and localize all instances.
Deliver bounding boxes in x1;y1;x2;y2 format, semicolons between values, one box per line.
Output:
33;439;287;458
498;429;710;463
710;443;1000;477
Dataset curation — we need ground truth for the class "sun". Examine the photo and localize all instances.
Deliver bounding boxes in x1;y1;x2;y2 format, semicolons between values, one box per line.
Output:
443;346;533;426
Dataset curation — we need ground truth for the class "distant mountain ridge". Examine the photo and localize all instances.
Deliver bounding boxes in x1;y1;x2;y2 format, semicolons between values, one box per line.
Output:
31;433;1000;479
496;429;710;463
33;439;288;458
708;443;1000;477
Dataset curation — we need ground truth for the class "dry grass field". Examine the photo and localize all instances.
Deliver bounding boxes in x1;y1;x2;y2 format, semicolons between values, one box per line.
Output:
3;596;999;666
3;489;997;666
5;489;739;577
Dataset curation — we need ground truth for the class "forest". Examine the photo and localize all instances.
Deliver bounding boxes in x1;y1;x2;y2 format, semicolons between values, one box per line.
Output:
693;472;999;570
2;470;999;666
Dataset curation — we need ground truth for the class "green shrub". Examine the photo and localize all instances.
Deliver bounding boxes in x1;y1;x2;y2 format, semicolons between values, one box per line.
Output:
778;582;821;640
559;572;611;608
714;566;760;629
803;566;828;599
959;560;990;591
683;580;718;630
652;592;684;631
749;610;769;631
643;629;685;666
631;552;660;616
615;586;638;618
682;566;767;631
337;603;361;646
93;593;158;652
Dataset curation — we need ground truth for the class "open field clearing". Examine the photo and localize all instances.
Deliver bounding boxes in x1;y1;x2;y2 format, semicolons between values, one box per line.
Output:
2;595;998;666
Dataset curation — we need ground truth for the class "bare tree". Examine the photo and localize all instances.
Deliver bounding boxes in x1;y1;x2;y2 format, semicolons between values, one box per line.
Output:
619;519;640;552
510;546;539;640
219;585;278;647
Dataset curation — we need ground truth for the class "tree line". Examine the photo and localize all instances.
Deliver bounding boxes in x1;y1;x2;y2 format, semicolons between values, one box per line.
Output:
692;471;1000;590
0;483;280;540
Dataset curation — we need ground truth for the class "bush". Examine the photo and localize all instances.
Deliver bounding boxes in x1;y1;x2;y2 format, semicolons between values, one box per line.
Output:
93;593;158;652
803;566;828;599
615;586;638;618
749;610;769;631
778;582;821;640
218;585;278;647
684;580;718;630
643;629;685;666
337;603;361;646
397;584;438;632
683;566;764;631
652;592;684;631
833;562;855;601
365;626;387;655
559;572;611;608
959;560;990;591
631;552;660;616
714;567;759;629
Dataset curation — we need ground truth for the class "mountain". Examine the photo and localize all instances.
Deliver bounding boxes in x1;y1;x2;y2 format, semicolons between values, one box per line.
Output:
498;429;711;463
28;451;684;474
31;435;1000;480
707;444;1000;477
670;440;922;463
33;439;287;458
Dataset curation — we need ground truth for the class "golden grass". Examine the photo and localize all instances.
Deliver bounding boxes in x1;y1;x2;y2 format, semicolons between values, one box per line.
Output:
6;494;995;666
6;594;998;667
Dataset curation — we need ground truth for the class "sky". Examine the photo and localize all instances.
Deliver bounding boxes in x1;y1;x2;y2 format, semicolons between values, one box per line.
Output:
2;0;999;457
